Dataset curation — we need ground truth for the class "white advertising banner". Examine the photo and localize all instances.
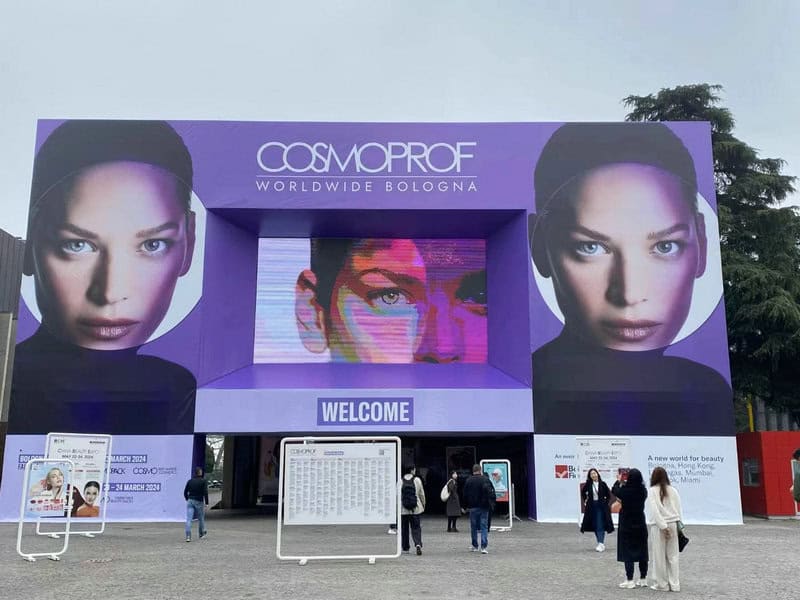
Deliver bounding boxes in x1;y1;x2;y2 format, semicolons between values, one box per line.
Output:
46;433;110;520
575;437;632;483
283;441;397;526
535;434;742;524
0;435;192;522
575;437;631;522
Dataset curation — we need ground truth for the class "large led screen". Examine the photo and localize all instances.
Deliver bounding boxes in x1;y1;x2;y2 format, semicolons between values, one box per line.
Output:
254;238;487;363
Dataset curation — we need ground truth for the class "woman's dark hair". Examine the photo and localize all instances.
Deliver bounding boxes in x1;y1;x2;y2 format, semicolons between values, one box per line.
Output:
626;468;644;488
84;481;100;492
650;466;671;502
584;468;602;488
309;239;355;312
793;448;800;461
24;120;194;275
450;470;457;477
529;122;699;267
309;239;403;312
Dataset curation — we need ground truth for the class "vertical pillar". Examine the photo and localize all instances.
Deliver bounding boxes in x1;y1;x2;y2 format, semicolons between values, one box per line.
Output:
192;434;207;473
526;435;536;520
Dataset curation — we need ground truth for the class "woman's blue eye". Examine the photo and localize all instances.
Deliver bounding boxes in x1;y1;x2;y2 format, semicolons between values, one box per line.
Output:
379;290;400;305
61;240;95;254
575;241;606;256
366;288;412;307
653;241;680;256
141;239;169;254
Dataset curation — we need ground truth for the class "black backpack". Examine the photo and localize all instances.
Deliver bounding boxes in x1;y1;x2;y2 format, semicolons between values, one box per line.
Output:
401;477;418;510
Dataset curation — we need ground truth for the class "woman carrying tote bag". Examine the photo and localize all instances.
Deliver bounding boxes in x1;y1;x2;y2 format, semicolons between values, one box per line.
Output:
647;467;683;592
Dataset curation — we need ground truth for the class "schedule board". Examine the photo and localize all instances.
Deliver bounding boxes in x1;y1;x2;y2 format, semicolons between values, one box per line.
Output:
283;441;397;526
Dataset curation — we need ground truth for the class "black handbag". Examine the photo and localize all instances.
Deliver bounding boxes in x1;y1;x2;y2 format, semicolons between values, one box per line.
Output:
677;523;689;552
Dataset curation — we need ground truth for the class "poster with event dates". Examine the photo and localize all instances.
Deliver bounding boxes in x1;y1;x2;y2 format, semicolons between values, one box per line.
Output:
46;433;111;519
283;442;398;525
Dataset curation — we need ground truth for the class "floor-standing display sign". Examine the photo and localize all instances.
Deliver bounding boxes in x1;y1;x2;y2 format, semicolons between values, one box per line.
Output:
575;437;632;522
39;433;112;538
480;459;513;531
277;436;401;564
17;458;74;562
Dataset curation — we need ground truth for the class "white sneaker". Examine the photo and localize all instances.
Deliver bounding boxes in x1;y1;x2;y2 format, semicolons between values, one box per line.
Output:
480;548;488;554
595;543;605;552
387;528;397;535
470;546;478;552
618;580;636;589
637;579;648;588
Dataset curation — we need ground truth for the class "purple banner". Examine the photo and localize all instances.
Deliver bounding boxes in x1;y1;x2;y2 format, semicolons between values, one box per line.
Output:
0;435;192;522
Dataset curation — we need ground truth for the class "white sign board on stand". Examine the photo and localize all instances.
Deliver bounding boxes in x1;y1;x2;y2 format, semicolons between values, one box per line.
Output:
39;433;112;538
277;436;401;564
17;458;74;562
480;459;513;531
576;437;632;523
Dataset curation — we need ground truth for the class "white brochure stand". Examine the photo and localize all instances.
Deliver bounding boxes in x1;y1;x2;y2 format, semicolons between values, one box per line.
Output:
37;433;113;539
17;458;75;562
277;436;402;565
480;458;513;532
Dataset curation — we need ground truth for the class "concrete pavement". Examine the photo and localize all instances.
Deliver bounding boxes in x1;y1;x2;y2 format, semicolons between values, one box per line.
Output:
0;511;796;600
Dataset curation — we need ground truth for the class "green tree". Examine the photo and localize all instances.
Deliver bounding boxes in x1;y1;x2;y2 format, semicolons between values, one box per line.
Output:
623;84;800;427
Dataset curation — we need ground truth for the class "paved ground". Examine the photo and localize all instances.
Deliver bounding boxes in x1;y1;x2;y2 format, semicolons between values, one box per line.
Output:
0;511;796;600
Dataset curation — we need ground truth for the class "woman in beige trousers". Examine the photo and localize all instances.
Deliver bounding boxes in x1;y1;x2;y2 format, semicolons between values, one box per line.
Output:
647;467;683;592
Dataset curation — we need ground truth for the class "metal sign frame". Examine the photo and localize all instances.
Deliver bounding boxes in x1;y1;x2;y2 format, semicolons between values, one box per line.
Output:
37;433;113;539
17;458;75;562
480;458;513;531
277;436;402;564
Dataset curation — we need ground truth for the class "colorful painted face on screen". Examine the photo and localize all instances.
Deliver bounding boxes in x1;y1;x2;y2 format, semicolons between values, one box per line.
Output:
31;161;196;350
541;164;707;351
296;239;487;363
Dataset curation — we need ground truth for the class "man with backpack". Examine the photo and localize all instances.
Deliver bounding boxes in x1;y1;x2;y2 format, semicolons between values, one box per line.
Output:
463;463;495;554
400;464;426;555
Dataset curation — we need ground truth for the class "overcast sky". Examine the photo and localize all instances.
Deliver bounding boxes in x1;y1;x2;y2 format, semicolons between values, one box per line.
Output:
1;0;797;237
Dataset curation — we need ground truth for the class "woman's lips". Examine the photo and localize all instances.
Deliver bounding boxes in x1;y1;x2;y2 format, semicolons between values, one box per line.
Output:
600;319;661;342
77;318;140;341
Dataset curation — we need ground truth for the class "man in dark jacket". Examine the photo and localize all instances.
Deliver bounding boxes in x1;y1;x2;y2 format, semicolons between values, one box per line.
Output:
184;467;208;542
463;464;494;553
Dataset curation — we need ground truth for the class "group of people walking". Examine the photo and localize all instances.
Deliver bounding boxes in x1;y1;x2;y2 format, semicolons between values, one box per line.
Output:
580;466;683;592
397;463;498;555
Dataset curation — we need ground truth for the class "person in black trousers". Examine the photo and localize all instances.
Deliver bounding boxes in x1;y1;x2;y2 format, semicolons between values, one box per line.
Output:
612;468;649;588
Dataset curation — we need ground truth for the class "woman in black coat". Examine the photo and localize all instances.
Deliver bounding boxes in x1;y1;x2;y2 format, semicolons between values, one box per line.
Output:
612;468;649;588
445;471;462;532
580;468;614;552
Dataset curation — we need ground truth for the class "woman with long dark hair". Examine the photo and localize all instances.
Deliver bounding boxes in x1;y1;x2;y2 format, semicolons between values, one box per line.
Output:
580;468;614;552
612;468;648;588
647;467;683;591
445;470;461;532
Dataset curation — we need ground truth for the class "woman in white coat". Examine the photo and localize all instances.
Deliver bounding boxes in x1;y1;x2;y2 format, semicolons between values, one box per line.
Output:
647;467;683;592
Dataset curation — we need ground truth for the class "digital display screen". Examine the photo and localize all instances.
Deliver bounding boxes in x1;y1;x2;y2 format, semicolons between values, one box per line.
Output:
254;238;487;363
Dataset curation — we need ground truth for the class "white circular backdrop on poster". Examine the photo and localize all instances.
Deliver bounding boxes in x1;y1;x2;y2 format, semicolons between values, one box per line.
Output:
20;191;206;343
532;193;723;344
